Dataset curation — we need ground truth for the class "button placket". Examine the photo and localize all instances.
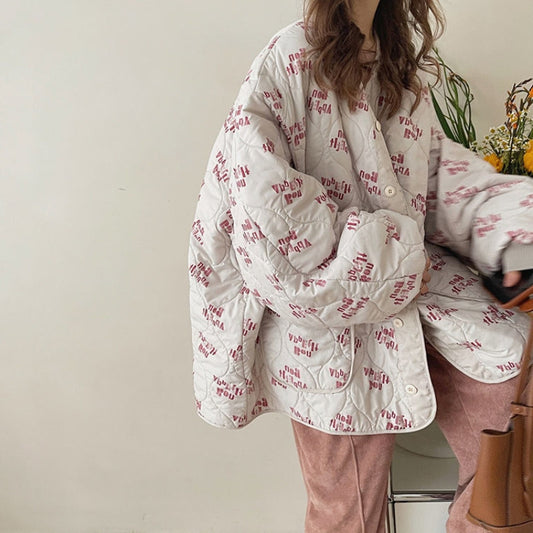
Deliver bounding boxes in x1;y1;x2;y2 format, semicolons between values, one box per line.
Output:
384;185;396;197
357;99;408;214
392;318;404;328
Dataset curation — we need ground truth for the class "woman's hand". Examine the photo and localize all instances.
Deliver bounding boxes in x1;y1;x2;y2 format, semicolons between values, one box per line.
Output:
503;271;522;287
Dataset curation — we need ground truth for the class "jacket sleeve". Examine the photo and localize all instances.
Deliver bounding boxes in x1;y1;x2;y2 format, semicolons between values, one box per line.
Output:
425;125;533;274
226;86;426;328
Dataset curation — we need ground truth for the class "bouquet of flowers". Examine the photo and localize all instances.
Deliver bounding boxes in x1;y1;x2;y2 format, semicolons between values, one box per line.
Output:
431;53;533;177
472;79;533;177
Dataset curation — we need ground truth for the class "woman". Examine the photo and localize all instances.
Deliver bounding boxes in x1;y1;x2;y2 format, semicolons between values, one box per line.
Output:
189;1;533;531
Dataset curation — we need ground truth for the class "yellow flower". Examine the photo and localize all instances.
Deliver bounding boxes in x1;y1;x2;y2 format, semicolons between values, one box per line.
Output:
525;142;533;173
485;153;503;172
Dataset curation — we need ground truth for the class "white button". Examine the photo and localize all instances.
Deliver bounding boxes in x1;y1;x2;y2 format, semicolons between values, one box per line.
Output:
405;384;418;395
384;185;396;197
375;121;382;132
393;318;404;328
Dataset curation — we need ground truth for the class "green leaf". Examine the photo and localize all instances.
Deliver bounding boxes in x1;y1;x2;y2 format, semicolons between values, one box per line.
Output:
431;90;455;140
430;48;477;149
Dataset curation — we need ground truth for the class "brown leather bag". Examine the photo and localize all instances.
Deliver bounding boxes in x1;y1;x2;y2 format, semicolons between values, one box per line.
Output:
467;285;533;532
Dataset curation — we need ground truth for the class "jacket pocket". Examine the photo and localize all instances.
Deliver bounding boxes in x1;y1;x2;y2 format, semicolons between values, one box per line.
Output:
260;310;357;392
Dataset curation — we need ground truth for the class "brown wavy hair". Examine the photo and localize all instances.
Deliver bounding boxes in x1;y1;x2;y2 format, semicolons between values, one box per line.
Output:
303;0;445;117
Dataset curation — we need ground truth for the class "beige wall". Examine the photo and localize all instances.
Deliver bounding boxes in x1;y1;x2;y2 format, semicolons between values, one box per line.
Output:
439;0;531;136
0;1;530;532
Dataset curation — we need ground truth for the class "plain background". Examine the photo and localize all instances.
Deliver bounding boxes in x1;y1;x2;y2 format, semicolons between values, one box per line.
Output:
0;1;531;532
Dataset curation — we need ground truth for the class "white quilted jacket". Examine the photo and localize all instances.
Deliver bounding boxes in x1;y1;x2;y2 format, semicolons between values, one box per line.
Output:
189;21;533;434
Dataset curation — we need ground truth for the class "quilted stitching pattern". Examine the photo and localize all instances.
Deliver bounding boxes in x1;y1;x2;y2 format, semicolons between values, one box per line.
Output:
189;21;533;434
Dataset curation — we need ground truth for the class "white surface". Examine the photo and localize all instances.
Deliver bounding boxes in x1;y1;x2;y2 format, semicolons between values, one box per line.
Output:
392;445;458;493
0;1;530;532
390;425;457;533
391;502;450;533
396;420;455;459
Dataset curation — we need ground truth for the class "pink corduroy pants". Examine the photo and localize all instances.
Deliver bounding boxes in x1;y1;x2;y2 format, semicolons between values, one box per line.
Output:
291;345;518;533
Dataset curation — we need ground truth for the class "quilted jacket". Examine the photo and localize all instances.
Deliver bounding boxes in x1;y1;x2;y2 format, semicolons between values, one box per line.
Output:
189;21;533;434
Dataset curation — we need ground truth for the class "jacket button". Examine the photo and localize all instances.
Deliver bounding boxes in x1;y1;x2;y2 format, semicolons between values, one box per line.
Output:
393;318;404;328
384;185;396;197
405;384;418;395
375;121;382;132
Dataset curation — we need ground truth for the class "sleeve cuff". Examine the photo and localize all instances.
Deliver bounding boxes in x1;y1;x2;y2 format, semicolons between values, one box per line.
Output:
502;243;533;273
